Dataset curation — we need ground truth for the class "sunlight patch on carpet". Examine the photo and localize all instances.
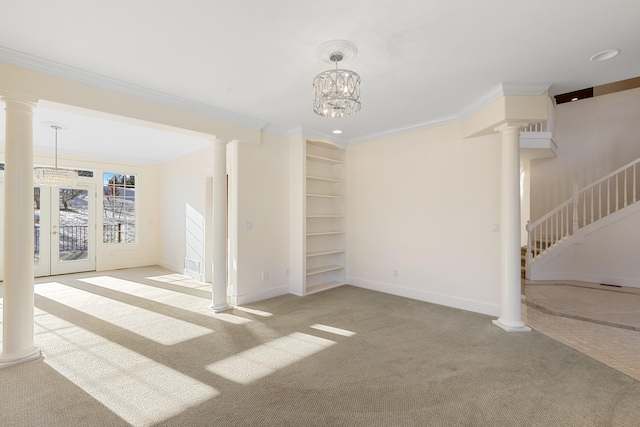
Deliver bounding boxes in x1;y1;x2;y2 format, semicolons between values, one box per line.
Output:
310;323;356;337
234;306;274;317
206;332;335;384
35;312;218;426
36;281;212;345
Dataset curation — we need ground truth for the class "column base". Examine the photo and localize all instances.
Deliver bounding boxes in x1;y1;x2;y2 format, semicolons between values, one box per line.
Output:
209;303;232;313
492;318;531;332
0;347;41;369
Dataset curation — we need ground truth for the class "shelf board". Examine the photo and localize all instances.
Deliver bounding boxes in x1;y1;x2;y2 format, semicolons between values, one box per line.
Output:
306;264;345;275
306;175;343;183
307;193;344;199
306;281;344;295
306;249;345;257
306;154;344;164
307;214;344;218
306;231;344;236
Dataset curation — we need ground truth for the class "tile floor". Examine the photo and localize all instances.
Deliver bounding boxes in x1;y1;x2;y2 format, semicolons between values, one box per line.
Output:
523;279;640;381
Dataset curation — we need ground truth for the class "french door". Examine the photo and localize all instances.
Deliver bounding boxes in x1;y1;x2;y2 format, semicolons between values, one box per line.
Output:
34;184;96;277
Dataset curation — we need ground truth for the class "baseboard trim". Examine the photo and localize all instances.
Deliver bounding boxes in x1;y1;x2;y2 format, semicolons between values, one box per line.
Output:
347;277;500;317
236;285;289;305
157;260;182;274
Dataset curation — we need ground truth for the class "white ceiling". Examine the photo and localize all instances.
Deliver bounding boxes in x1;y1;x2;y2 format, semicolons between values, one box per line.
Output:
1;0;639;162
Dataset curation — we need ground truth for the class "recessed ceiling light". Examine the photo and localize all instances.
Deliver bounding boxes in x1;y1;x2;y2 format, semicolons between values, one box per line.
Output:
590;49;621;62
332;130;343;134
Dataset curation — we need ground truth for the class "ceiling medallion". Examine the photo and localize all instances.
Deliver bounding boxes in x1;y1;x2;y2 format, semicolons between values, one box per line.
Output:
312;40;361;118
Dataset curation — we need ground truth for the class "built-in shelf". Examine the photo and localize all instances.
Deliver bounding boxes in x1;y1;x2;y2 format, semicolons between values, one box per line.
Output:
306;154;344;164
307;194;344;199
306;231;344;236
306;281;344;295
307;249;345;257
299;140;347;296
306;265;345;276
306;175;343;182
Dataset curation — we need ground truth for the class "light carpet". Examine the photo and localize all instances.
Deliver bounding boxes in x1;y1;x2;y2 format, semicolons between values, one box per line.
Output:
1;266;639;426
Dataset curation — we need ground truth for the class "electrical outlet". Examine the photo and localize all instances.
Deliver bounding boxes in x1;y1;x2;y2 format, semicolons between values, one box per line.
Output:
262;271;269;281
393;269;399;277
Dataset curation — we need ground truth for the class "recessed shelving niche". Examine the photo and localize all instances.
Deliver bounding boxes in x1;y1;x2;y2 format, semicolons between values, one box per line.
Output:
304;140;346;295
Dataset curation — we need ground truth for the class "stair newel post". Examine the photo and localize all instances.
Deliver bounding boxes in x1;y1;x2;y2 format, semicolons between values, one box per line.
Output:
572;182;579;234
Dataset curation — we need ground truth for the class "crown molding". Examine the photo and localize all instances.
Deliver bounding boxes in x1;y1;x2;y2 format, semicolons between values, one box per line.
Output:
261;123;290;136
348;114;459;145
347;82;552;145
288;126;348;145
1;46;554;149
0;46;269;130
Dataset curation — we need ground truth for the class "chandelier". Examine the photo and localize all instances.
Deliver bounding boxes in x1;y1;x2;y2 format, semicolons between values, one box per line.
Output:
313;40;361;118
34;123;78;187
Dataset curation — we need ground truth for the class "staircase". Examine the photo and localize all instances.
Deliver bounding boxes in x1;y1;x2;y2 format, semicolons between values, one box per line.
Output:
526;156;640;279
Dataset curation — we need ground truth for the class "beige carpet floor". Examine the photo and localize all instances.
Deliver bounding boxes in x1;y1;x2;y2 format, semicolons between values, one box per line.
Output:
1;266;639;426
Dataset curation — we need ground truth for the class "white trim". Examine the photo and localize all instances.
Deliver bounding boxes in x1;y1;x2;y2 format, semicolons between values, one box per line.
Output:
0;46;553;146
235;285;290;305
347;276;500;317
0;46;268;130
530;201;640;271
348;114;459;145
349;82;552;145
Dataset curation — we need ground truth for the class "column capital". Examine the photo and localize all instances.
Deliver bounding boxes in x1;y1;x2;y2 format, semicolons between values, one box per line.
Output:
493;121;530;134
0;92;39;110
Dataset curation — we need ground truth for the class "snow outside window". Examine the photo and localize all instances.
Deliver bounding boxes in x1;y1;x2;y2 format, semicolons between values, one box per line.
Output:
103;173;136;244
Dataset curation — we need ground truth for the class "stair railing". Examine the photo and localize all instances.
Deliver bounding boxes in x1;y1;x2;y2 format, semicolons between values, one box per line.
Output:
527;156;640;263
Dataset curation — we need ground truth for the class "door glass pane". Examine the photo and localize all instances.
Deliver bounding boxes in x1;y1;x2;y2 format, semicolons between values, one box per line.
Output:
59;188;89;262
34;187;41;264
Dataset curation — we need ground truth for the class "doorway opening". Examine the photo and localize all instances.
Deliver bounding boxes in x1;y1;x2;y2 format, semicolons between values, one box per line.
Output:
34;183;96;277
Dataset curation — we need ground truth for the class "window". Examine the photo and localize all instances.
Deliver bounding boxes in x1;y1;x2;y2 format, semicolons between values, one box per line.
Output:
103;173;136;243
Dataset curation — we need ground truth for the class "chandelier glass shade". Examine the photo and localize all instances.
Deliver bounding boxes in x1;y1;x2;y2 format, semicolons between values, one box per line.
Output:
34;124;79;187
34;167;78;187
313;66;361;118
313;41;361;118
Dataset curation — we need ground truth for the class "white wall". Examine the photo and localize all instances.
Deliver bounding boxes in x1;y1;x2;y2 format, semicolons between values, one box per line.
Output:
531;203;640;288
235;132;290;304
157;144;213;276
528;87;640;286
347;122;502;316
531;87;640;220
157;131;290;305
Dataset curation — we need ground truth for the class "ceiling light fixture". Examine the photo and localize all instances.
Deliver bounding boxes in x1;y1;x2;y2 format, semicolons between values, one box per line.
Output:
590;49;621;62
313;40;361;118
34;123;79;187
332;129;343;134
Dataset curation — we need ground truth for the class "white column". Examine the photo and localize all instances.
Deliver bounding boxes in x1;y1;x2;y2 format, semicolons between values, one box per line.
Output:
492;123;531;332
0;94;41;368
210;139;231;312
